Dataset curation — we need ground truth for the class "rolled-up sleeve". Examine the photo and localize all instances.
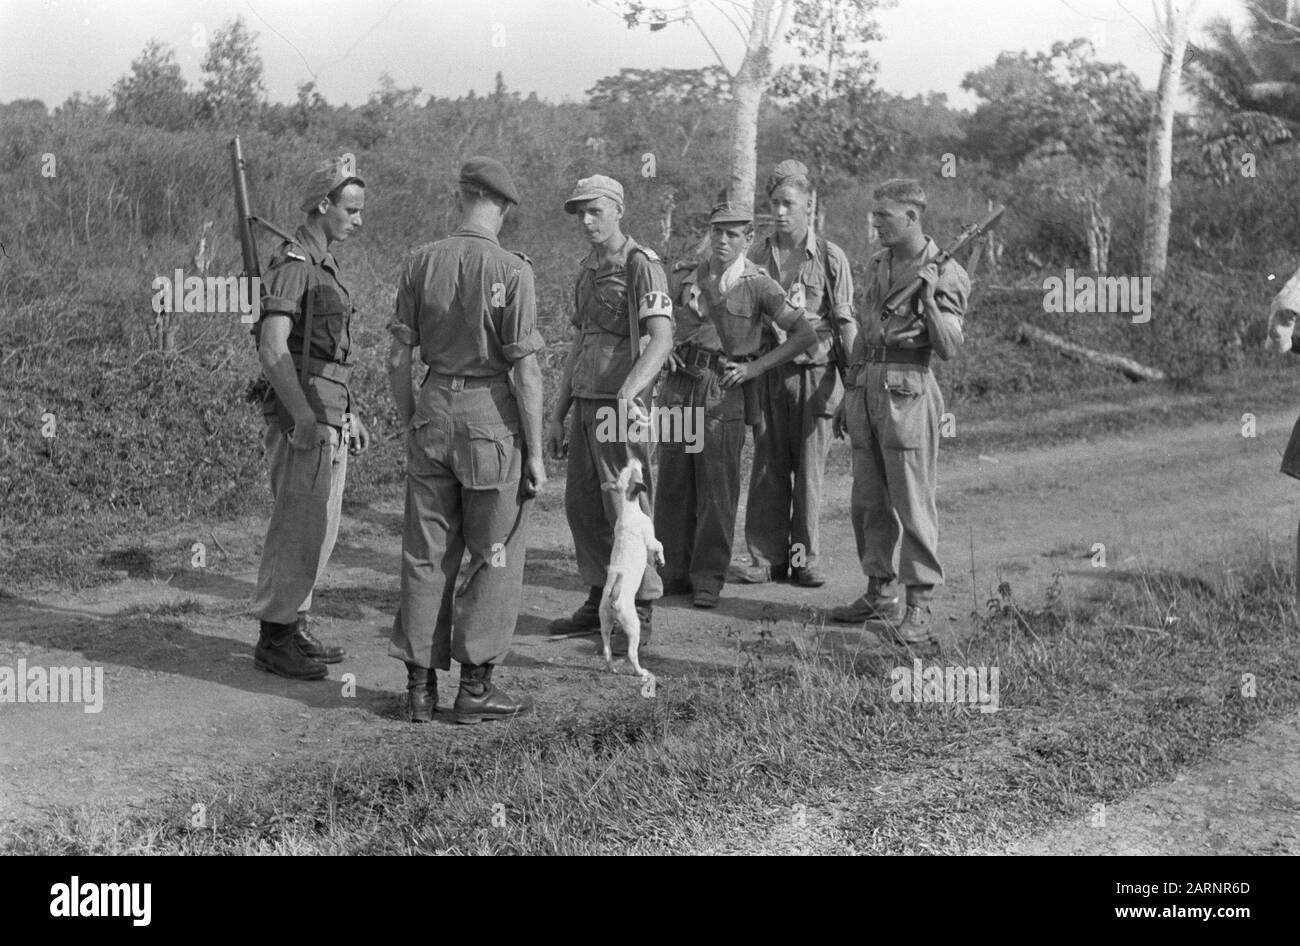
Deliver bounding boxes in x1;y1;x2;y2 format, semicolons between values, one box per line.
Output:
826;243;855;330
389;256;420;347
631;255;673;331
500;264;545;363
260;258;309;321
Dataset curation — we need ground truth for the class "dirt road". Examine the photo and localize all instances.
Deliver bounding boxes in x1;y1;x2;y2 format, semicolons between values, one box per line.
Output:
2;404;1298;852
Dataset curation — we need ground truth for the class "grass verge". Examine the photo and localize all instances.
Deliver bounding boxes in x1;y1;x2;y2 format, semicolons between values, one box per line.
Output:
4;550;1297;855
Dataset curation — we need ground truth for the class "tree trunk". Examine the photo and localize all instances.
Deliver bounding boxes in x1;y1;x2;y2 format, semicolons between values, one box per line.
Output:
1018;322;1166;381
725;0;794;209
1141;0;1195;284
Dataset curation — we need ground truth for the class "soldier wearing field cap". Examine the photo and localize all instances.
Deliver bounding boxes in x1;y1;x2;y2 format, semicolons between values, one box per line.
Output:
251;155;368;680
546;175;674;642
830;178;969;651
734;159;857;589
387;156;546;723
657;192;818;608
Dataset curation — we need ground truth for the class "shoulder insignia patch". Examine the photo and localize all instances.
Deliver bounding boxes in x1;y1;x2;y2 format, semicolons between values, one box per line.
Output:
282;243;306;262
510;249;533;266
635;245;661;262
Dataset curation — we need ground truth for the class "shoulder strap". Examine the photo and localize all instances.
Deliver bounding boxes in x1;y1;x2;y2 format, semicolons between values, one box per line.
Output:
625;246;651;360
299;281;314;388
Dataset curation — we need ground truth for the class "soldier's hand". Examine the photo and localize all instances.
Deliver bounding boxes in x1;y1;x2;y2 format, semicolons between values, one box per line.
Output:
289;415;323;451
546;416;568;459
832;401;847;440
523;455;547;497
719;359;754;389
350;416;370;455
667;349;685;373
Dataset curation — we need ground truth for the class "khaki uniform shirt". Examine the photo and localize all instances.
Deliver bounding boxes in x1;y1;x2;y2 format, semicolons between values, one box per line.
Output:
853;237;969;360
748;231;854;365
393;223;545;374
673;257;808;357
570;236;672;399
260;224;355;428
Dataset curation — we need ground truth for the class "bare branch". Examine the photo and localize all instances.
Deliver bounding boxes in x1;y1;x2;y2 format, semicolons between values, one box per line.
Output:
706;0;750;45
690;14;735;74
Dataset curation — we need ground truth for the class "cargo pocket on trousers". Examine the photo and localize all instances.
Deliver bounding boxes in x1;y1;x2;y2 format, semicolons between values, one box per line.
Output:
466;423;522;489
881;369;928;450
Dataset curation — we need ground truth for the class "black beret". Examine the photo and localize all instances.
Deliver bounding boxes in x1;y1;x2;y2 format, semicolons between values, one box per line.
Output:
458;156;521;205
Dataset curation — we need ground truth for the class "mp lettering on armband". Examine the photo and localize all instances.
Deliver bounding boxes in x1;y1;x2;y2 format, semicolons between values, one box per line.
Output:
640;290;673;319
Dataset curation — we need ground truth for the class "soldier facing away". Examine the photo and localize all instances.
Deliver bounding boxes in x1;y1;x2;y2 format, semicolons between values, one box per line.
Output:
387;157;546;723
251;157;369;680
831;178;969;650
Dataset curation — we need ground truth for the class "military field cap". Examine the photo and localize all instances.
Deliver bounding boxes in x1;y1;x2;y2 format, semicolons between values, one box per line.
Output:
298;156;362;212
766;159;812;196
564;174;625;213
709;189;752;225
459;156;521;205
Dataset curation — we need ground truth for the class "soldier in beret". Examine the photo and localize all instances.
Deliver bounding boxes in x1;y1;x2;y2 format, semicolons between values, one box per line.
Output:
734;159;857;589
250;156;368;680
546;175;674;645
657;193;818;608
387;157;546;723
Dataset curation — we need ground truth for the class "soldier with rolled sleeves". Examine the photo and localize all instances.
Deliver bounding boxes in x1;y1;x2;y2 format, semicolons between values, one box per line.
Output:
387;157;546;723
733;160;857;589
546;175;674;642
657;194;818;609
251;157;369;680
830;179;969;649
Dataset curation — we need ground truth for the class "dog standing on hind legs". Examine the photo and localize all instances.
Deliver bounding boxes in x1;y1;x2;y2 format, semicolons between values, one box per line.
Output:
600;458;662;678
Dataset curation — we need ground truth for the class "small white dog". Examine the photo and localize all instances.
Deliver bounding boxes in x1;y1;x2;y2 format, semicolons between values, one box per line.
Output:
599;458;663;678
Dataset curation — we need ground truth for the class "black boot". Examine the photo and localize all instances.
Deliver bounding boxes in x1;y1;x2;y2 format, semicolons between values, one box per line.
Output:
453;663;534;724
547;586;603;635
404;662;438;723
255;620;327;680
296;612;346;663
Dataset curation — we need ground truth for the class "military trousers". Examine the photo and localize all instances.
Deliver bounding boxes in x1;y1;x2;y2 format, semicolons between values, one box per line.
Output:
654;367;746;595
252;421;348;625
745;362;839;571
565;397;662;600
844;363;944;588
389;378;530;670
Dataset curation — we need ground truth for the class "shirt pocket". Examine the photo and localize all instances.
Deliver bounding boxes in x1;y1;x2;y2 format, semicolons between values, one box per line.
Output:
721;294;760;351
881;368;932;450
308;285;348;361
463;422;522;490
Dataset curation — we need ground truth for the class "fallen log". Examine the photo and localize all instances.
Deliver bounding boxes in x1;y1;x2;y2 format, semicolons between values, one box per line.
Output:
1016;322;1166;382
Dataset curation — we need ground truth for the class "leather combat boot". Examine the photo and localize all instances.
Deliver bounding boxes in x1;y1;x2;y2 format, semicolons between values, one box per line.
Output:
255;620;327;680
453;664;534;724
296;612;346;663
882;605;940;654
548;586;603;635
830;577;902;624
404;662;438;723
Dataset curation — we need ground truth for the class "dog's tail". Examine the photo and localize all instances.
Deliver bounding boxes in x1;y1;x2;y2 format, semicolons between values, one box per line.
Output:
604;573;624;604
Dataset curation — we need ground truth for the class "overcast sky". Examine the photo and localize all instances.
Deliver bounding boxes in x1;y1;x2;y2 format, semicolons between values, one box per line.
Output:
0;0;1248;111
